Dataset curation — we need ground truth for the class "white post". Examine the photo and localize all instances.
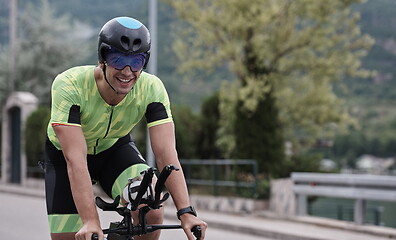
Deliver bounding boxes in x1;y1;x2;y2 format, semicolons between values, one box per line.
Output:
296;194;308;216
9;0;17;92
146;0;158;167
354;199;366;225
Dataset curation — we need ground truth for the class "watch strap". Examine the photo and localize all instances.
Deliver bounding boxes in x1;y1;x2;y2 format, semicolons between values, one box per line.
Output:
177;206;197;220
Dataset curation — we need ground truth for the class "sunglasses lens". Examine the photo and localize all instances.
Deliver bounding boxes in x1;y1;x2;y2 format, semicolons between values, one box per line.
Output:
105;52;146;71
129;55;145;71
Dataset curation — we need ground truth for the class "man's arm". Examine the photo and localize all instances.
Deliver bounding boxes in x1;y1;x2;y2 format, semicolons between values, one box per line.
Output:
149;122;189;208
149;122;207;239
53;125;103;240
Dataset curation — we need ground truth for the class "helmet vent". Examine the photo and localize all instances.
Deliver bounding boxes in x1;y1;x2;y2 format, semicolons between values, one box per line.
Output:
132;39;142;51
120;36;130;50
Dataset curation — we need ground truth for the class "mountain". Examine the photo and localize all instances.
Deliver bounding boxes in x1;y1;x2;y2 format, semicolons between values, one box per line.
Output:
346;0;396;139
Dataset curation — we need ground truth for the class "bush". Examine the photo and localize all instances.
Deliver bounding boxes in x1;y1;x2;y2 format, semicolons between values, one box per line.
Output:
172;105;201;158
25;107;50;167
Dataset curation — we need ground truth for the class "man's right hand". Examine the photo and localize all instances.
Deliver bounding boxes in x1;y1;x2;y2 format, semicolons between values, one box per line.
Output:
75;220;103;240
180;214;208;240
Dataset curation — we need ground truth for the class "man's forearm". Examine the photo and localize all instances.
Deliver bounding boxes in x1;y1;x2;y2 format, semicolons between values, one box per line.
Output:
156;157;191;210
67;162;100;223
166;167;191;209
150;123;192;210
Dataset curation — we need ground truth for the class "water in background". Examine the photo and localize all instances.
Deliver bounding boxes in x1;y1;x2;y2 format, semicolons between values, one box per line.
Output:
309;197;396;228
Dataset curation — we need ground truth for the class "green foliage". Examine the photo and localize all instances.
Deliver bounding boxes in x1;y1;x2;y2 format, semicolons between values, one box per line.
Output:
131;104;201;159
2;0;394;186
164;0;373;176
0;0;9;45
130;119;148;158
331;129;396;167
285;154;322;176
255;178;271;199
234;93;286;176
327;0;396;163
196;93;222;159
0;0;91;105
172;105;201;158
25;106;50;167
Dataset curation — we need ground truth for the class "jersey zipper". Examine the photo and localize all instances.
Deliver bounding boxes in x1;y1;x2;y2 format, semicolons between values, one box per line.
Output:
94;105;115;154
103;106;115;138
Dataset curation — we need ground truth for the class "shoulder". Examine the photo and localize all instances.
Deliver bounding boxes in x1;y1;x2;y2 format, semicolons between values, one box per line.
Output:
53;66;95;87
139;71;162;84
52;66;95;103
137;71;167;91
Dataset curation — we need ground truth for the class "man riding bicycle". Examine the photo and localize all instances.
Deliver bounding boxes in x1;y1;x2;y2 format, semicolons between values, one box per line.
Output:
44;16;207;240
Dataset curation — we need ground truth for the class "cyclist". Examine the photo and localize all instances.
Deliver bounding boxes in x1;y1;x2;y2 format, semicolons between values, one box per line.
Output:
44;16;207;240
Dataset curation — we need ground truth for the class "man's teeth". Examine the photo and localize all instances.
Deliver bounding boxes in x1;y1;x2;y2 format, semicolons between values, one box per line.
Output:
119;78;132;83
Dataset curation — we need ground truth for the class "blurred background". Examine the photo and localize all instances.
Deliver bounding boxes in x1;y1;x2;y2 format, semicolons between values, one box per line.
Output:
1;0;396;231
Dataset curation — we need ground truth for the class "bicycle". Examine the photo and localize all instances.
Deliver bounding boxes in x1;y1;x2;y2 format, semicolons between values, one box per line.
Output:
92;165;202;240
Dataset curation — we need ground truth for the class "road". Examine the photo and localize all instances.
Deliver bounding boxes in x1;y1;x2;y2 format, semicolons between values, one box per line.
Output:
0;192;272;240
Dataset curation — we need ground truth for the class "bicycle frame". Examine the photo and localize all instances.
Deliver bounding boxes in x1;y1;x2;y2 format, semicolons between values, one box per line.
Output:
92;165;201;240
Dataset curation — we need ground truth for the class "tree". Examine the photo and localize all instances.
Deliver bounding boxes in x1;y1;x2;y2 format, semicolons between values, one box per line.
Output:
172;104;201;159
197;93;222;159
163;0;373;176
0;0;92;104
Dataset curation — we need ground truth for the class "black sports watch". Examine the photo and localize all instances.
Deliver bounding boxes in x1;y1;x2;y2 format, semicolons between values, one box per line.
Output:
177;206;197;220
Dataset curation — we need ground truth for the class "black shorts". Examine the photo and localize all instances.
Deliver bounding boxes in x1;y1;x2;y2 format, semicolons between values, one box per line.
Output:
44;134;149;233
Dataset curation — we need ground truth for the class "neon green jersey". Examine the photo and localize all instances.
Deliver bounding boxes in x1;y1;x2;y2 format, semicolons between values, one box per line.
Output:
47;66;173;155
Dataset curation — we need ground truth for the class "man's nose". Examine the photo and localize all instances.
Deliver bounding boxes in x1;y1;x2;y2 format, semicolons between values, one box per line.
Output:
121;65;133;74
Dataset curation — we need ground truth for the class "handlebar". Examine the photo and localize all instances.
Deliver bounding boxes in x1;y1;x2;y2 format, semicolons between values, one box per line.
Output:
91;165;202;240
91;225;202;240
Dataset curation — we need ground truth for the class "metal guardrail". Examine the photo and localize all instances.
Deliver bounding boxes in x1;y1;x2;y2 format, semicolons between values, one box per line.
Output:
180;159;258;196
291;172;396;225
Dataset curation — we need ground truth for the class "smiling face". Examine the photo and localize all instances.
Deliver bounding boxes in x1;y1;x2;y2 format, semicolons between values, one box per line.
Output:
101;49;147;95
104;64;141;95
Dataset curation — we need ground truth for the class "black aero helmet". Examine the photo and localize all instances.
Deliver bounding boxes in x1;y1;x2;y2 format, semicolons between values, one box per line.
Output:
98;17;151;67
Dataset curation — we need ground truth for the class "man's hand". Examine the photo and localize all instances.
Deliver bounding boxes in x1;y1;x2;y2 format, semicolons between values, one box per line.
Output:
75;220;103;240
180;214;208;240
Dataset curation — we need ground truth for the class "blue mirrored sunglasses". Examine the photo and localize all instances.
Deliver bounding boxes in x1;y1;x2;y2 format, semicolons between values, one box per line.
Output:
105;51;146;72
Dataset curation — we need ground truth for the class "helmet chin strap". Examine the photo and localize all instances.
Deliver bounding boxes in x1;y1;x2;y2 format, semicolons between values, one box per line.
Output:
102;64;119;94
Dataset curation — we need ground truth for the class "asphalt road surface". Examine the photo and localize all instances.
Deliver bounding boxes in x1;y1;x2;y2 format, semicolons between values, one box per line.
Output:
0;192;272;240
